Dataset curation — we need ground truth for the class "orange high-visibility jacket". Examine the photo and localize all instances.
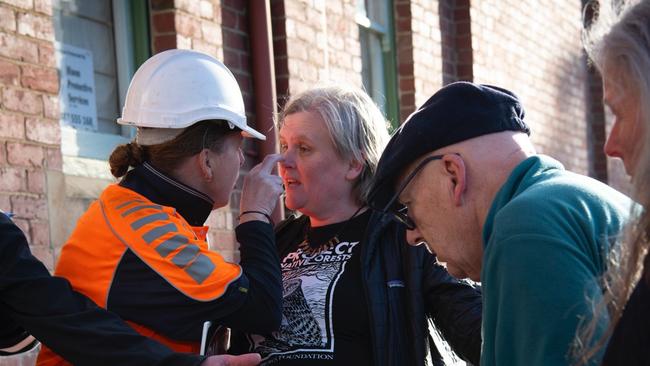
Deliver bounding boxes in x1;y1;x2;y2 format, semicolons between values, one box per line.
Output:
37;184;243;366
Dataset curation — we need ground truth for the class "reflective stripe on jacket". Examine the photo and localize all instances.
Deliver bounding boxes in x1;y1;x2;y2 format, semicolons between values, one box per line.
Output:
37;184;242;365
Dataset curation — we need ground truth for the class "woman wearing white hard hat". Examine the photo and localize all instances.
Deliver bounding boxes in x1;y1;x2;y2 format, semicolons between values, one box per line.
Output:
38;49;283;365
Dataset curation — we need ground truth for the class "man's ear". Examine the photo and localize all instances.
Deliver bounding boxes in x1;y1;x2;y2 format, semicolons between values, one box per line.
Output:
198;149;213;182
345;158;364;181
442;154;467;206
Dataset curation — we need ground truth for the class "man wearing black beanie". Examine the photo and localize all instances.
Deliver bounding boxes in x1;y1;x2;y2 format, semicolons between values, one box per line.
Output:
369;82;631;366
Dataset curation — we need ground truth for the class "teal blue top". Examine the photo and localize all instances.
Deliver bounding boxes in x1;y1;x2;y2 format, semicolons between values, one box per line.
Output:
480;155;631;366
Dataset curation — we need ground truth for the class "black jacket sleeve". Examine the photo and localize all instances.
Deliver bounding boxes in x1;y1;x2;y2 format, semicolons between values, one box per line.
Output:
108;220;282;340
0;212;205;366
217;220;282;331
421;252;482;365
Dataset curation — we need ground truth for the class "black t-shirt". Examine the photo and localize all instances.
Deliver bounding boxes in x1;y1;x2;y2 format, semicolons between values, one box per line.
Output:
602;257;650;366
236;210;372;365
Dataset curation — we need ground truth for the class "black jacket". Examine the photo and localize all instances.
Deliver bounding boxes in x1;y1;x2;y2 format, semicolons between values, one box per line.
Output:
105;162;282;339
275;211;482;366
0;211;205;365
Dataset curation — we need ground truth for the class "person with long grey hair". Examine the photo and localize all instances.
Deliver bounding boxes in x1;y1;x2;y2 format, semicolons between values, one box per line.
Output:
230;85;482;365
578;0;650;364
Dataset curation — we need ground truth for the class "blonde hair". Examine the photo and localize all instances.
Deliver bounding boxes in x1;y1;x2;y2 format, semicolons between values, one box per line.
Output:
278;85;390;205
576;0;650;363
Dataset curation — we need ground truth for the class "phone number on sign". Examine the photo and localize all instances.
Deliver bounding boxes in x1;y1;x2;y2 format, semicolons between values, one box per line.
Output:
63;112;94;127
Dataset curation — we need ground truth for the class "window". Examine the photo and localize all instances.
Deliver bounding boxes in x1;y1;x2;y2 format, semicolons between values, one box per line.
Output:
356;0;399;127
53;0;150;178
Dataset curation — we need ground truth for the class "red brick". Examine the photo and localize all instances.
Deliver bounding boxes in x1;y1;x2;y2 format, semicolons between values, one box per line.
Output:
457;64;473;79
175;12;202;38
273;37;287;56
192;39;218;57
223;48;240;69
0;32;39;63
42;94;59;119
199;0;214;19
0;194;10;211
398;62;414;75
34;0;53;16
176;0;201;14
27;168;45;193
456;20;471;34
0;59;20;86
271;0;285;17
210;230;236;251
400;92;415;106
0;113;25;139
397;48;413;64
12;218;30;238
240;53;250;72
3;0;33;10
29;219;49;246
223;29;246;50
45;147;62;170
2;87;43;115
7;142;44;167
21;65;58;93
25;117;60;144
153;34;177;53
399;77;415;91
39;42;56;67
150;0;174;10
11;195;48;220
222;7;238;29
236;70;251;89
0;5;16;32
0;167;26;191
398;18;413;32
201;19;220;43
222;0;244;9
17;12;54;41
152;11;175;33
30;245;54;270
396;3;411;16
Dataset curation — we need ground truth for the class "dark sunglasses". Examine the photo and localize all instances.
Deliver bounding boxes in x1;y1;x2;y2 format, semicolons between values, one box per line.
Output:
380;154;448;230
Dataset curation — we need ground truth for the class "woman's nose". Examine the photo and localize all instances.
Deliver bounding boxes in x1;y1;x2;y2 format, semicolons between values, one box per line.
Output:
280;150;295;168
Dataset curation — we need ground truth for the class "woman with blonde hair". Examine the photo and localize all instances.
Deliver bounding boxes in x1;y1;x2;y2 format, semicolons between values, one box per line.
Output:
580;0;650;364
231;85;482;365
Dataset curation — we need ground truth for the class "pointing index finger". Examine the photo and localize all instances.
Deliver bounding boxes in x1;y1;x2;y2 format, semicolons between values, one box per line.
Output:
257;153;284;174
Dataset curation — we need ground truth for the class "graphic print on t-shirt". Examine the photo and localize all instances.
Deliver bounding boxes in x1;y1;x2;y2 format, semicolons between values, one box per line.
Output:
246;239;360;363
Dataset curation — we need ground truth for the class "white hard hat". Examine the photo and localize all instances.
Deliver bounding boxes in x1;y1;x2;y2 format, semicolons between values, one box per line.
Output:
118;49;265;143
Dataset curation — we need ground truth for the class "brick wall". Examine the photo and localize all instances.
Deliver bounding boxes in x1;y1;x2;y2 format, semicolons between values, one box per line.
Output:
0;0;61;269
439;0;472;84
280;0;362;96
411;0;444;107
470;0;589;174
150;0;223;58
394;0;446;122
217;0;255;261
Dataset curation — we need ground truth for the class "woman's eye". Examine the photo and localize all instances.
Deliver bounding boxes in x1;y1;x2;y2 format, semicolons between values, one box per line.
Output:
279;144;287;152
299;145;310;153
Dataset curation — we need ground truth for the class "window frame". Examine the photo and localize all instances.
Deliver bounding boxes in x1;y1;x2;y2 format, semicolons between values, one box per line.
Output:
60;0;150;177
356;0;400;128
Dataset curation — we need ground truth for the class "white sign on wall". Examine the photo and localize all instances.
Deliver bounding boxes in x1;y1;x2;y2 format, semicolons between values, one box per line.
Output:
56;43;98;131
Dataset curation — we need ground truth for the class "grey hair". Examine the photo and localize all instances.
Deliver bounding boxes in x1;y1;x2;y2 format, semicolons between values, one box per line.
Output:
576;1;650;364
278;85;390;205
